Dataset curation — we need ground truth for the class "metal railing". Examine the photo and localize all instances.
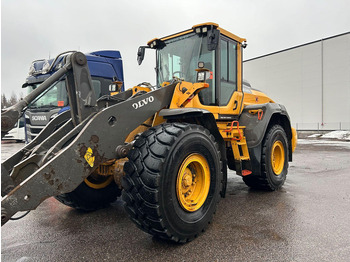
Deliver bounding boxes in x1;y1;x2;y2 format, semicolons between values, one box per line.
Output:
293;122;350;131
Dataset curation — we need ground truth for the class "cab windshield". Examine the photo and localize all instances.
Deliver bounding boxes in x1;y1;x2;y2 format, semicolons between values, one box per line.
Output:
157;33;216;105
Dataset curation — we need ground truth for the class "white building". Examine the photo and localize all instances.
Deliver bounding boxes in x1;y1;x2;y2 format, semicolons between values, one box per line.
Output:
244;32;350;130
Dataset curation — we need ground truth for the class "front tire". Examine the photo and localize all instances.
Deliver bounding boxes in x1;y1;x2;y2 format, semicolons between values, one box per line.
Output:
55;174;121;211
122;123;223;243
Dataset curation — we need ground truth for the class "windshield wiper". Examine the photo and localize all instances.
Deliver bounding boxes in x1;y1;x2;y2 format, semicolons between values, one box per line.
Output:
40;105;59;108
28;104;59;110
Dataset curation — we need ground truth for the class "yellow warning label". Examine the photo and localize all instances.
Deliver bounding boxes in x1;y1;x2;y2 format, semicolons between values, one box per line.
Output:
84;147;95;167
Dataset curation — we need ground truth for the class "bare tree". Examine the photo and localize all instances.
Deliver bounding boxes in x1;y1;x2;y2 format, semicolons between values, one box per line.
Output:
18;92;25;100
1;93;9;109
9;92;18;106
1;92;22;109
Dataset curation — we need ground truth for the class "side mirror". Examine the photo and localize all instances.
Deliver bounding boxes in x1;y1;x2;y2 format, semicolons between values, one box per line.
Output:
137;46;147;65
207;27;219;51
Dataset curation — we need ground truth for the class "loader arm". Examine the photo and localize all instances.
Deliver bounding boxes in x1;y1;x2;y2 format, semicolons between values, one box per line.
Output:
1;52;177;225
1;62;72;138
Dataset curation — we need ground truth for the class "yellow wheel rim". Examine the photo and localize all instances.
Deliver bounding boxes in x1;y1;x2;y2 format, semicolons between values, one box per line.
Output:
271;141;285;175
84;175;114;189
176;153;210;212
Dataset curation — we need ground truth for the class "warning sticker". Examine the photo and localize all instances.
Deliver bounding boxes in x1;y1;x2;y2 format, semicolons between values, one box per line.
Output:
84;147;95;167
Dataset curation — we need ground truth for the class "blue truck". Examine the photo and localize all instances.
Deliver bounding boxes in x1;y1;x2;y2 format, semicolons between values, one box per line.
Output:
22;50;124;142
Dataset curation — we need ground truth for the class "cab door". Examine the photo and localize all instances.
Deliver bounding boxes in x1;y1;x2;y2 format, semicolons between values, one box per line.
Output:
218;37;243;119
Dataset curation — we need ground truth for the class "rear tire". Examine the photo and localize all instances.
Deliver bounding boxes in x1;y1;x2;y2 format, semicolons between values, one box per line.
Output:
122;123;223;243
243;124;288;191
55;175;121;211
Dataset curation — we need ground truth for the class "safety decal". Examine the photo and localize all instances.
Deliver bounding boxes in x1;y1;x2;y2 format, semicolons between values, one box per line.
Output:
84;147;95;167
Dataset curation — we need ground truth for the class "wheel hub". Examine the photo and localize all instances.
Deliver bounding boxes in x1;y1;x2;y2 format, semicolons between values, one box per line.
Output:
271;140;285;175
176;154;210;212
182;170;193;188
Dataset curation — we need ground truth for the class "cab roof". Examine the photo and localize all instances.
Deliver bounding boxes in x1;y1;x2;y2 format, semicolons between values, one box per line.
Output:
147;22;246;47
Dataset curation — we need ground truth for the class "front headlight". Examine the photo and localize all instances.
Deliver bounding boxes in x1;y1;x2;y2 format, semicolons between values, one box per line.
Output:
197;71;206;82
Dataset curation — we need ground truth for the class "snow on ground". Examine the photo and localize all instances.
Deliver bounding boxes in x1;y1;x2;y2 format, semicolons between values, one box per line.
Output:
301;130;350;148
308;134;322;138
307;131;350;141
297;139;350;148
321;131;350;140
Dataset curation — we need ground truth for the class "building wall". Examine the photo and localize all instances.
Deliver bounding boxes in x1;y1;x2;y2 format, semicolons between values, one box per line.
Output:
244;33;350;130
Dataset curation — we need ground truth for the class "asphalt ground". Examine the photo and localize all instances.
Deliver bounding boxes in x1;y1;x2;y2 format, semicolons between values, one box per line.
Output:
1;139;350;262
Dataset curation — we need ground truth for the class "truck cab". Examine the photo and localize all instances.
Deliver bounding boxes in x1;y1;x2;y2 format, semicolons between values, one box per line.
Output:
23;50;124;142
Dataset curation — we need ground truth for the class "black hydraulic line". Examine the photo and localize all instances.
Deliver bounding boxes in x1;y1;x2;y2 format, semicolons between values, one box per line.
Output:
9;211;31;221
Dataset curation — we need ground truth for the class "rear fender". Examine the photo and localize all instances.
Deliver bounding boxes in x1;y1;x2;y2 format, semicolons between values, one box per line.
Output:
238;103;293;176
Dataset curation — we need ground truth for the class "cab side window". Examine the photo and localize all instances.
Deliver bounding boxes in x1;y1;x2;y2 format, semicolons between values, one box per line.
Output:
220;39;237;105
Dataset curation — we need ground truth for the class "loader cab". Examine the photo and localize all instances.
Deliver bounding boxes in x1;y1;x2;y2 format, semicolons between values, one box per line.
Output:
142;22;247;120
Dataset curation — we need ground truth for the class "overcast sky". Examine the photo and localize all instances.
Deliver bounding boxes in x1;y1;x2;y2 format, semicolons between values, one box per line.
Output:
1;0;349;97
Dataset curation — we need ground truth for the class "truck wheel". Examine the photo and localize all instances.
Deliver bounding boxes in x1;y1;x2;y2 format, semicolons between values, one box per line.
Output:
122;123;222;243
243;124;288;191
55;174;121;211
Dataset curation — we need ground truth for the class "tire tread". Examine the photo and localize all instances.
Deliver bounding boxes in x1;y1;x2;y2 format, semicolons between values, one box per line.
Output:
122;123;222;242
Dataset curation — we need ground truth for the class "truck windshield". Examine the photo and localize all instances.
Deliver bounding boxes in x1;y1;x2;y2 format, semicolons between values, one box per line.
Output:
27;80;68;109
157;32;216;105
27;78;104;109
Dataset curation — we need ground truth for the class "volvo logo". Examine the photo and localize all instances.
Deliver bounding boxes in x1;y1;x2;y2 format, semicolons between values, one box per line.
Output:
132;96;154;109
31;115;47;121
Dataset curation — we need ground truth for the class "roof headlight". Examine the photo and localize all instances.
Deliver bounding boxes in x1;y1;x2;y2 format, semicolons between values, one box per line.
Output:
28;63;35;75
195;27;201;34
147;38;165;49
42;60;50;74
202;27;208;33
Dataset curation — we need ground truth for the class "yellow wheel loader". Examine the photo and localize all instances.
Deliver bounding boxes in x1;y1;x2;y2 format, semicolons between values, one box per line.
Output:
1;23;297;243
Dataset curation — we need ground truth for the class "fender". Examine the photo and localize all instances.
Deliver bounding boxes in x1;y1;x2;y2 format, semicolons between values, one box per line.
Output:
159;107;211;119
239;103;293;177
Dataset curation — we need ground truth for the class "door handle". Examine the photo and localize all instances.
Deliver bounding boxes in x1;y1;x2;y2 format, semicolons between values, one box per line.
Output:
232;100;238;110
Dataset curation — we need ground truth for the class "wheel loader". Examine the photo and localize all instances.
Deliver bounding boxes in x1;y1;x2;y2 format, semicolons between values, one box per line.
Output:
1;22;297;243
